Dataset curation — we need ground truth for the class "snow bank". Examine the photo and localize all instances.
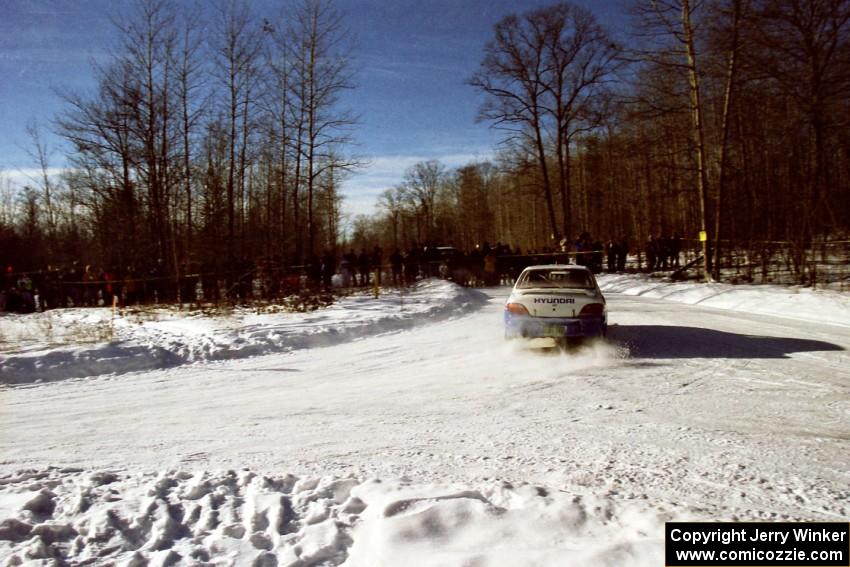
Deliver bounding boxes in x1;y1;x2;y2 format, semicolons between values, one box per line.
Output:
0;468;666;567
598;274;850;327
0;280;487;385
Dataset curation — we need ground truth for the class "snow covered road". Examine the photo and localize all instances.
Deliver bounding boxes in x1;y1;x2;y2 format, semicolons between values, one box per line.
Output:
1;284;848;565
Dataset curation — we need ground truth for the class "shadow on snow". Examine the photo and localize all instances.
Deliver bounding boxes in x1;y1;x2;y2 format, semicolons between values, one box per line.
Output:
608;324;844;359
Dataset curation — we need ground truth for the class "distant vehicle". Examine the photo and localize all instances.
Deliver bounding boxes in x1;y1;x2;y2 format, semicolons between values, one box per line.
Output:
432;246;463;280
504;264;607;344
434;246;461;259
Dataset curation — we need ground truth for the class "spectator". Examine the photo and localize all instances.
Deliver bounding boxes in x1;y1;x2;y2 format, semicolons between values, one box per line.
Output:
659;234;671;269
484;250;498;286
43;266;61;310
403;247;419;285
469;246;483;286
17;274;35;312
124;266;140;305
101;267;116;306
357;248;370;286
591;239;604;273
83;265;98;306
646;235;657;271
390;248;403;285
606;241;616;272
341;249;356;287
67;261;83;307
575;232;590;267
321;249;336;290
617;237;629;272
671;233;682;268
371;245;383;286
307;254;322;289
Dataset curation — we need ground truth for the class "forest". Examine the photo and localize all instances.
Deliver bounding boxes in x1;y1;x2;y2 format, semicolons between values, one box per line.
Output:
1;0;849;291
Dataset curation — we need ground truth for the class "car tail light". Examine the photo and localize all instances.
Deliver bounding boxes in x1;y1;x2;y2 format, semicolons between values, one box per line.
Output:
579;303;604;316
505;302;529;315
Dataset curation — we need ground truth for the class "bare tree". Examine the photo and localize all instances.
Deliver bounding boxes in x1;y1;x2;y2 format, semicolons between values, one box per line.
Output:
211;0;262;266
112;0;182;267
174;7;207;259
537;3;621;240
455;163;497;249
56;57;142;269
264;15;296;259
747;0;850;274
377;186;407;249
631;0;711;279
712;0;745;279
402;160;447;244
681;0;711;280
24;120;58;250
471;11;560;243
472;3;620;244
289;0;359;258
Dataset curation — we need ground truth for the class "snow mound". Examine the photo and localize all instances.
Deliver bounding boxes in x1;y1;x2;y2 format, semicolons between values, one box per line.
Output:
0;280;487;385
598;274;850;327
0;468;666;566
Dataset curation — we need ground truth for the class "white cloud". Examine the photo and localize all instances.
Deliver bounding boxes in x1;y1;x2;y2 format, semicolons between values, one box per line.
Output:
0;167;69;191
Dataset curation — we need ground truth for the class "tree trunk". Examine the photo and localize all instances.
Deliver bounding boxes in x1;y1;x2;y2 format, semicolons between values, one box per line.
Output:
682;0;711;281
533;117;559;243
713;0;741;280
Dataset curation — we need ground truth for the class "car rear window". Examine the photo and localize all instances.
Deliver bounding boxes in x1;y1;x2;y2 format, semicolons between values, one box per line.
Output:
517;269;594;289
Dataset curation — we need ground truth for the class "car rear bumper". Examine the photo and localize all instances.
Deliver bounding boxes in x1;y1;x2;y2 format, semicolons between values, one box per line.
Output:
504;313;606;339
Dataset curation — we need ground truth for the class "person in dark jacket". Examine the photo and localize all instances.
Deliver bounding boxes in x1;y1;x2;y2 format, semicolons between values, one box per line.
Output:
42;266;61;309
371;246;383;286
357;249;370;286
307;254;322;289
617;237;629;272
125;266;141;305
321;250;336;290
646;235;657;271
403;248;419;285
390;248;403;285
671;233;682;268
591;240;604;273
68;261;83;307
341;250;356;287
606;240;617;272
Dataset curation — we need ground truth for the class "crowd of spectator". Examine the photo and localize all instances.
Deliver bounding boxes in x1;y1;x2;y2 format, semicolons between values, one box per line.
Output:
645;233;683;270
0;261;171;314
1;234;688;314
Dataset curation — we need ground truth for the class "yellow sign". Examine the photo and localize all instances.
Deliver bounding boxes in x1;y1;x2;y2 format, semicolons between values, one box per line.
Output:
698;230;707;242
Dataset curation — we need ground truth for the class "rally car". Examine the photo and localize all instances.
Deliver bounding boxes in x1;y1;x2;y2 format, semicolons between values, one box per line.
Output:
504;264;607;343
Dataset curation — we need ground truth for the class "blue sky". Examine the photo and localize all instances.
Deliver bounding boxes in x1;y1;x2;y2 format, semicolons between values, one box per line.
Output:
1;0;626;216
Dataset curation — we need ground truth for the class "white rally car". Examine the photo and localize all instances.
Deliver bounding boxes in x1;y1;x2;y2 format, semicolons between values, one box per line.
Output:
504;264;607;343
